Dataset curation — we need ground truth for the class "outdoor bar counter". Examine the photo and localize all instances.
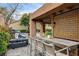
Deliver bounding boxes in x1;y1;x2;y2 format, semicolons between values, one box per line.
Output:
36;37;79;56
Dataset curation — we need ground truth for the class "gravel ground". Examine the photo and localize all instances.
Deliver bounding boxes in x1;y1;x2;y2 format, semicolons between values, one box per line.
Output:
5;46;30;56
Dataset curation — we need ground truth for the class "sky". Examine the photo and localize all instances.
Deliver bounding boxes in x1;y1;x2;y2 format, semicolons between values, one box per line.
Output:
0;3;44;20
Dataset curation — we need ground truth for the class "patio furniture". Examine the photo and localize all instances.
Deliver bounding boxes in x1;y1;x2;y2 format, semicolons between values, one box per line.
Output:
9;38;28;49
40;37;79;56
41;37;79;47
42;41;69;56
42;41;56;56
28;36;79;56
28;37;45;56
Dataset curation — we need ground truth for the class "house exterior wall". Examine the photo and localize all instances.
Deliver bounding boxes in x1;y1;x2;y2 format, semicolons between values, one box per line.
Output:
30;3;79;56
0;14;5;27
53;9;78;41
9;21;28;30
30;3;79;41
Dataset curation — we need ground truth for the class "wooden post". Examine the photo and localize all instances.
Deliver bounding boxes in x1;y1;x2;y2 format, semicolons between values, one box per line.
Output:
39;22;45;37
69;45;78;56
50;15;54;38
29;19;36;55
29;19;36;38
74;45;78;56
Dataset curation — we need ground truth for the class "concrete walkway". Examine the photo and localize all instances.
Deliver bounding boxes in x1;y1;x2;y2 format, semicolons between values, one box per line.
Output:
5;46;29;56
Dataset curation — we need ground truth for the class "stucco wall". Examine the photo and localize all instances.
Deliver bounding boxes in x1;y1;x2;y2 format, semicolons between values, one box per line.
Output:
0;14;5;27
9;21;28;30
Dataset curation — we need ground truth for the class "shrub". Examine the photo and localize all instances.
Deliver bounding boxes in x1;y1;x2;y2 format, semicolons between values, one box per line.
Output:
36;29;40;32
0;32;11;55
45;29;52;36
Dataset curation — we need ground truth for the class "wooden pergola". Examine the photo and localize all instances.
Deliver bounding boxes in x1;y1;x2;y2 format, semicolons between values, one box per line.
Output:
30;3;79;40
29;3;79;56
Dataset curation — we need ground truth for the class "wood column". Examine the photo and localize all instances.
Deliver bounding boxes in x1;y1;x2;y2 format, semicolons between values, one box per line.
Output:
29;19;36;38
39;22;45;37
50;15;54;38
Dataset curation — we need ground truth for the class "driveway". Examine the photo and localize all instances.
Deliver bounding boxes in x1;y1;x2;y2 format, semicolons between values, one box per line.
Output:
5;46;30;56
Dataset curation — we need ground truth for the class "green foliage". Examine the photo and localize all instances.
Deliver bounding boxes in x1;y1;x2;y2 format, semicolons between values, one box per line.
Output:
45;31;52;36
0;31;11;55
36;29;40;32
45;29;52;36
46;29;52;32
20;13;29;26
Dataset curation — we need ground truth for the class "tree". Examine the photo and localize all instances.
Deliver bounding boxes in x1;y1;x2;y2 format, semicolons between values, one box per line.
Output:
0;4;20;39
20;13;29;26
20;13;30;33
5;4;19;26
0;4;20;26
0;3;30;28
